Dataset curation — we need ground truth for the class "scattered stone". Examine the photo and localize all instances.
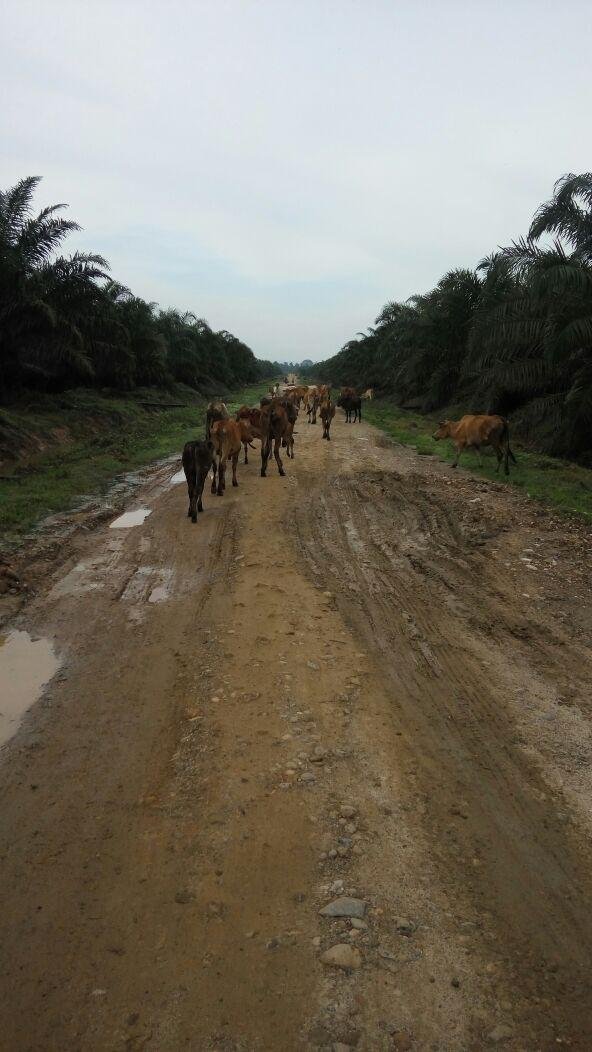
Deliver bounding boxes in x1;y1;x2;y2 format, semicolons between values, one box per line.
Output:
337;845;350;857
174;890;194;905
394;917;416;936
487;1024;515;1043
352;844;364;857
451;977;460;988
311;745;328;762
266;938;279;950
320;896;367;919
345;822;357;834
245;930;256;939
350;918;368;930
320;943;362;970
307;661;320;671
312;936;322;948
301;772;316;784
328;848;338;859
340;805;357;819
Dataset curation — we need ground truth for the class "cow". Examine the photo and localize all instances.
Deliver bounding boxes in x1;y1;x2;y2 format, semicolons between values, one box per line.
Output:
307;391;320;424
236;406;263;462
205;401;229;440
280;395;299;459
320;397;336;440
337;392;362;423
182;439;215;522
432;415;517;475
210;418;254;495
362;388;374;400
259;399;289;477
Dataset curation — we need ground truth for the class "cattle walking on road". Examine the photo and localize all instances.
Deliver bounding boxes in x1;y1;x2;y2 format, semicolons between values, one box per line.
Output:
182;439;215;522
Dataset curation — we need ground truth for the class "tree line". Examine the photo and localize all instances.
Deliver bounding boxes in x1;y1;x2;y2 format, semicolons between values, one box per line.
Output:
315;173;592;460
0;177;278;400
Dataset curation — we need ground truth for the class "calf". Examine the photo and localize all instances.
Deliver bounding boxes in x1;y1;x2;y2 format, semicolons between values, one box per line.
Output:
320;398;336;440
205;400;229;440
307;391;320;424
236;406;263;462
432;414;516;475
259;399;288;477
337;393;362;423
182;439;215;522
210;418;253;494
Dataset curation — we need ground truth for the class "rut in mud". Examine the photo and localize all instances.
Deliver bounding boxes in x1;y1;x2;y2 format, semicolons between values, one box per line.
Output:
293;467;592;1036
1;413;592;1051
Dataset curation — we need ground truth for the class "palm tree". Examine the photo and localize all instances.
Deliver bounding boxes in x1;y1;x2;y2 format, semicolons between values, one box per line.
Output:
0;176;109;391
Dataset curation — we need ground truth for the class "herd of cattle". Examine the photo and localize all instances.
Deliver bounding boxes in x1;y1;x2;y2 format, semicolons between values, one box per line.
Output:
181;381;516;523
181;382;367;522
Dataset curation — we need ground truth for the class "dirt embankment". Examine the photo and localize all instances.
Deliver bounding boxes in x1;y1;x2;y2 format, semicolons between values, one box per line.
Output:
1;413;592;1050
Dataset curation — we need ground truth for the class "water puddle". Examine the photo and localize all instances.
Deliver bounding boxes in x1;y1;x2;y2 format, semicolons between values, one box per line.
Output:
110;508;152;529
169;469;185;485
0;630;60;746
148;585;169;603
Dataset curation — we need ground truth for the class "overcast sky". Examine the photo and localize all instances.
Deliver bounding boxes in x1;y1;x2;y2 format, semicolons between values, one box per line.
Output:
3;1;592;362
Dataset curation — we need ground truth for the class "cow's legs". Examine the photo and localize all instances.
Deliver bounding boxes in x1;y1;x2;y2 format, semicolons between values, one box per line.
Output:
187;472;197;521
232;451;239;486
452;443;462;468
217;456;226;495
197;467;208;512
211;459;218;493
274;437;285;476
475;445;483;467
261;438;270;477
243;442;248;465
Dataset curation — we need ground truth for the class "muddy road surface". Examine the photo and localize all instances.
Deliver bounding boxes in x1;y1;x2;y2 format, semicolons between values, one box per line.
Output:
1;412;592;1051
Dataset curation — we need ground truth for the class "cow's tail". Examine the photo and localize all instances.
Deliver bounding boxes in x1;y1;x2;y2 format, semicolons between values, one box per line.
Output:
501;418;516;475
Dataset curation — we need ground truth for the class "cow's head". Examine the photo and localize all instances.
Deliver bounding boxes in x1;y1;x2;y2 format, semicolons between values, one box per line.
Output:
432;420;451;440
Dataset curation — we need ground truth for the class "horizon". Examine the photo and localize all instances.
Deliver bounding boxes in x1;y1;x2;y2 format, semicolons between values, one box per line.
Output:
3;1;592;363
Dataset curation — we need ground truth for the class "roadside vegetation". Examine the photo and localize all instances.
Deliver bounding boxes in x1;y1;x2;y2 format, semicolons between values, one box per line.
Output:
0;381;272;548
0;176;280;397
314;173;592;464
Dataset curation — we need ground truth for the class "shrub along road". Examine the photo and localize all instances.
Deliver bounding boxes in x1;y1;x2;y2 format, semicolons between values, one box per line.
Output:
1;412;592;1049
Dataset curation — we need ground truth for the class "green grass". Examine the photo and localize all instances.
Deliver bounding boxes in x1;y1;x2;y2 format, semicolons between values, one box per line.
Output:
364;400;592;522
0;381;273;549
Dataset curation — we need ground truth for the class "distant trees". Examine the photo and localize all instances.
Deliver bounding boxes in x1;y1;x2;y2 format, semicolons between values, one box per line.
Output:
0;176;273;399
321;173;592;459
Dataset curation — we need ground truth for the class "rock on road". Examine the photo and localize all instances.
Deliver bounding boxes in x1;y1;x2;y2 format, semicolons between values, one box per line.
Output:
1;408;592;1050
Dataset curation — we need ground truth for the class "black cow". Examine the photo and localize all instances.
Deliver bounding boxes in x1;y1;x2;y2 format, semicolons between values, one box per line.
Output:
337;395;362;423
182;439;215;522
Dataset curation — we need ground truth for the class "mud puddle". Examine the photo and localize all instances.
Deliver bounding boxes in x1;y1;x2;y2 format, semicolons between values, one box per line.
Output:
110;508;152;528
169;469;185;485
0;630;60;746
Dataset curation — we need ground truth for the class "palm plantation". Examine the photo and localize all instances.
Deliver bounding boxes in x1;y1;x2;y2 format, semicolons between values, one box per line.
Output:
0;176;274;398
320;173;592;459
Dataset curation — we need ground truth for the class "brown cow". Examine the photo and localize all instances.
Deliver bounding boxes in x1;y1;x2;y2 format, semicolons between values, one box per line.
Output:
182;439;215;522
432;415;516;475
259;399;288;477
210;418;254;494
280;394;299;459
320;397;336;440
205;400;229;440
236;406;263;462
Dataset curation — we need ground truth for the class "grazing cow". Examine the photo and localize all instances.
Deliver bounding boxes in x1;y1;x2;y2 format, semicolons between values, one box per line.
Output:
337;392;362;423
362;388;374;400
432;414;517;475
182;439;215;522
210;418;253;494
259;399;288;477
320;397;336;440
205;400;229;440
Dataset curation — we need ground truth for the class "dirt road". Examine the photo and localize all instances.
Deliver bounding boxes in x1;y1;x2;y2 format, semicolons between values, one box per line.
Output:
1;412;592;1051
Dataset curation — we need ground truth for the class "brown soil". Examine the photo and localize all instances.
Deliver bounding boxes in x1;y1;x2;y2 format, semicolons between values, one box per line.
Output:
1;414;592;1051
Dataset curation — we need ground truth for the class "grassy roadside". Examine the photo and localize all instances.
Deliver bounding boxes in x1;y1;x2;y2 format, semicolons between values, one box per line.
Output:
0;381;273;548
364;401;592;522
